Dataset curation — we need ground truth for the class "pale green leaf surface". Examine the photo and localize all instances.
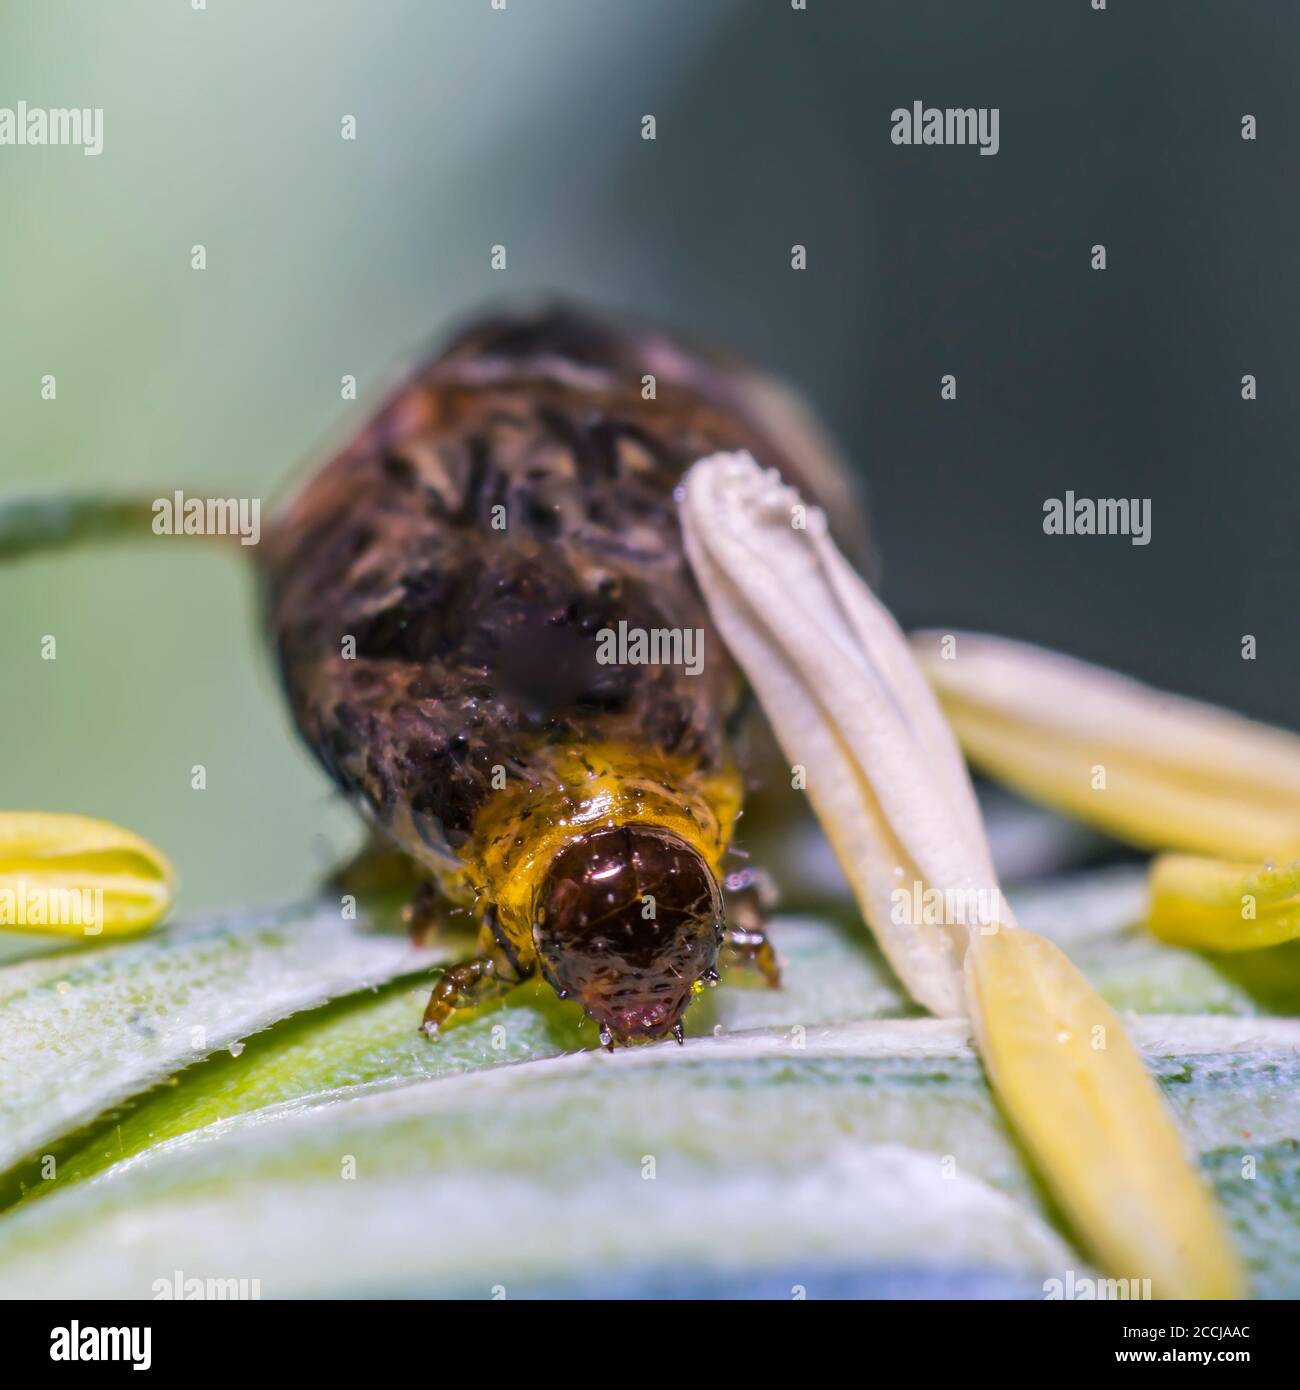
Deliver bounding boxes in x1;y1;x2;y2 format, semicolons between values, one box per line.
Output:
6;915;913;1203
0;1019;1295;1298
0;902;441;1173
0;868;1297;1297
15;871;1291;1209
0;1023;1076;1298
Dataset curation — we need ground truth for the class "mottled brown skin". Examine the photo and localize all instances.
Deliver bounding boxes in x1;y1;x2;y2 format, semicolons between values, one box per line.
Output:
263;304;865;1044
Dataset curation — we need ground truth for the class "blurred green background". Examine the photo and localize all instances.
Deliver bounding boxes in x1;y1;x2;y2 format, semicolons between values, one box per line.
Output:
0;0;741;911
3;1;1297;915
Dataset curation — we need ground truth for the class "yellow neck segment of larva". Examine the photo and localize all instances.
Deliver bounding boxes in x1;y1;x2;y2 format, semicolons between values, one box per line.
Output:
465;742;742;951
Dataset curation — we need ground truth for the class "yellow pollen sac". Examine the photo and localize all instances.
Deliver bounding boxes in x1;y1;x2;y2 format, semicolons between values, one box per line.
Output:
965;927;1243;1300
1149;855;1300;952
912;630;1300;956
0;812;176;938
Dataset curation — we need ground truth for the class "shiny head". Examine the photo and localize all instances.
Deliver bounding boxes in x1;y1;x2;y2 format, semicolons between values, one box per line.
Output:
533;825;724;1046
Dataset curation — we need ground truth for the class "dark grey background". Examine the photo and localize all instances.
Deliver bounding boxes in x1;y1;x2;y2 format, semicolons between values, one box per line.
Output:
606;0;1298;724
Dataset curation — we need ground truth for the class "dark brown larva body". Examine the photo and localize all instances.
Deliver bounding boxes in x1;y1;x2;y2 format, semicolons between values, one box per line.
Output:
263;304;863;1044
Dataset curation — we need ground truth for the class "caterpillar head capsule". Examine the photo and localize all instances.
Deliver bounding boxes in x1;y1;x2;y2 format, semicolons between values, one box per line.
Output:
532;824;725;1046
